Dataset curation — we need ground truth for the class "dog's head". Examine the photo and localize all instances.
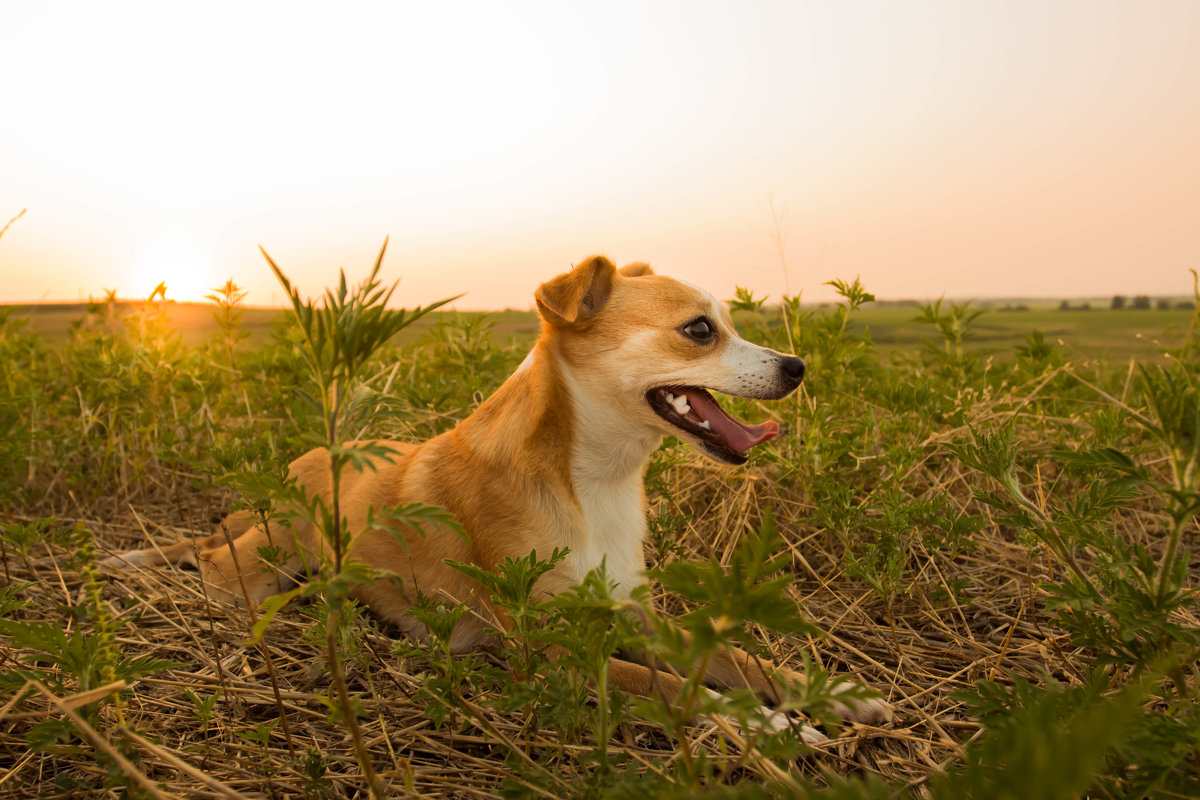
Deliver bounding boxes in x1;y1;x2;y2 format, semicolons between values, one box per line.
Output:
535;255;805;465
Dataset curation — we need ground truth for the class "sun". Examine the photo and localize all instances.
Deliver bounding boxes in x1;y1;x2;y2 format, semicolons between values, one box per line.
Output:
131;248;221;304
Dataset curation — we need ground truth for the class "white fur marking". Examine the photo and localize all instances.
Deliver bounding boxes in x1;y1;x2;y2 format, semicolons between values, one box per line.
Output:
557;363;655;598
718;337;790;398
572;476;647;600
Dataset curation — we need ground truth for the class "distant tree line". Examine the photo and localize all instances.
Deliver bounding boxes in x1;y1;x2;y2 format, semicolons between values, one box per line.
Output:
1109;296;1195;311
1057;297;1196;311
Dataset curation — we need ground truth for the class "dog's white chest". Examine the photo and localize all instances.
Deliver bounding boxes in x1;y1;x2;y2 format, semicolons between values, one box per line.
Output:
568;475;646;599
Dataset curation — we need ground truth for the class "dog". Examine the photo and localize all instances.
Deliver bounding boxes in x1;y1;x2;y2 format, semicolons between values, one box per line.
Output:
107;255;891;731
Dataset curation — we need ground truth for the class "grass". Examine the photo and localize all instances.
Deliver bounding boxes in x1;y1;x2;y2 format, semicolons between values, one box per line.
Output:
6;301;542;350
1;265;1197;798
850;304;1194;361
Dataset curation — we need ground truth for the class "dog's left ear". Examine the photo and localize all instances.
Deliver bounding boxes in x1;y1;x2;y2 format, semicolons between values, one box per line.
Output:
535;255;617;326
619;262;654;277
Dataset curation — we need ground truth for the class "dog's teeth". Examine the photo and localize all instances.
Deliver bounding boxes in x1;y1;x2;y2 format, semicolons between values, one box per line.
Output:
699;420;711;431
671;395;691;415
665;392;676;404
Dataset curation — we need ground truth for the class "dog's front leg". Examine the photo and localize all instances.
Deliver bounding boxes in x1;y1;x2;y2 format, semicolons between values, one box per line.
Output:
197;520;310;608
612;629;892;726
701;643;893;725
605;655;825;742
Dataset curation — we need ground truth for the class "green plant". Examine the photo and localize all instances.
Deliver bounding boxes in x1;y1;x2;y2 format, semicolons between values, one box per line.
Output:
0;523;178;798
1014;328;1061;371
931;668;1153;800
206;278;251;369
912;297;985;361
5;253;1200;796
945;342;1200;790
301;745;335;799
248;239;457;799
393;591;482;728
183;688;222;732
0;517;60;573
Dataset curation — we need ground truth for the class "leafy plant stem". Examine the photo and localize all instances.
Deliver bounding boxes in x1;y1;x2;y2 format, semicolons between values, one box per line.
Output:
1156;513;1189;607
325;602;383;799
218;523;298;759
1015;494;1097;598
595;660;610;777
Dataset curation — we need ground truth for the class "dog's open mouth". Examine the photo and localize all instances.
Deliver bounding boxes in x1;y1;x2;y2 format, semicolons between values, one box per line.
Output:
646;386;780;465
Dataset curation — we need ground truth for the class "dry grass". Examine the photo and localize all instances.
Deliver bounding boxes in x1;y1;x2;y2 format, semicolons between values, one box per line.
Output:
3;279;1197;796
5;436;1189;800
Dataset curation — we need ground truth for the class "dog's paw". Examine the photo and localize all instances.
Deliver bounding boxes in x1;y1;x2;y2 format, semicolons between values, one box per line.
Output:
703;690;827;744
830;684;893;725
752;707;827;744
708;710;827;745
762;711;827;745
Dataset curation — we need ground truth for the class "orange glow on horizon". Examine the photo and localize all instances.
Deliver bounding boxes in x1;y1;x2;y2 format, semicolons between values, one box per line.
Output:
0;2;1197;308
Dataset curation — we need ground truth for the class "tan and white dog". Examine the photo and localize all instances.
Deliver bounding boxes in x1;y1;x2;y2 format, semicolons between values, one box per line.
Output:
109;255;890;729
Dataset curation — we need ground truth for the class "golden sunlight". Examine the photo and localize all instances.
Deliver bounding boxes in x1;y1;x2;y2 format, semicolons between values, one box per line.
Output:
131;247;219;304
0;3;1196;305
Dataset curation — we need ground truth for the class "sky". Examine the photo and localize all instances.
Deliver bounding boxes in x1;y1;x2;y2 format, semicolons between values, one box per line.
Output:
0;1;1197;309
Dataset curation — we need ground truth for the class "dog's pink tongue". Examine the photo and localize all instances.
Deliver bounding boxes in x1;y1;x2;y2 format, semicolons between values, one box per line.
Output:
684;390;780;453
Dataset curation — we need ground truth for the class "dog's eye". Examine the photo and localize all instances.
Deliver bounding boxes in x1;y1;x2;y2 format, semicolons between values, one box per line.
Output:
682;317;716;343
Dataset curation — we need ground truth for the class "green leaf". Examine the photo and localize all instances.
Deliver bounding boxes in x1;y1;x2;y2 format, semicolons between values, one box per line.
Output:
247;586;305;643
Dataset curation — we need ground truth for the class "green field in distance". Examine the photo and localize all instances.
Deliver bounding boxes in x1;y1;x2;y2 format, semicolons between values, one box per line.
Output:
5;300;1194;363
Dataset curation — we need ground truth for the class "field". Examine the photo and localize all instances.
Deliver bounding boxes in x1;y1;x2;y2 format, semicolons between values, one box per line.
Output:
0;272;1197;799
9;297;1195;362
6;302;543;350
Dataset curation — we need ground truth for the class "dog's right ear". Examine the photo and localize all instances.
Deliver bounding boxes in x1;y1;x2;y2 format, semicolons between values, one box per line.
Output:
535;256;617;326
619;262;654;277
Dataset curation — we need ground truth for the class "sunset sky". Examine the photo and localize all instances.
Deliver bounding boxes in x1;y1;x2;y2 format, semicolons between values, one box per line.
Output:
1;1;1197;309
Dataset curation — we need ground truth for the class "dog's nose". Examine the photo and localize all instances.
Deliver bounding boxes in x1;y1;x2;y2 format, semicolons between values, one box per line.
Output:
781;356;805;384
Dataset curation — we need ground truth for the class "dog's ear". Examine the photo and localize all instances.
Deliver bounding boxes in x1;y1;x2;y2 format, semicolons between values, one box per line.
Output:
535;256;617;326
619;262;654;277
